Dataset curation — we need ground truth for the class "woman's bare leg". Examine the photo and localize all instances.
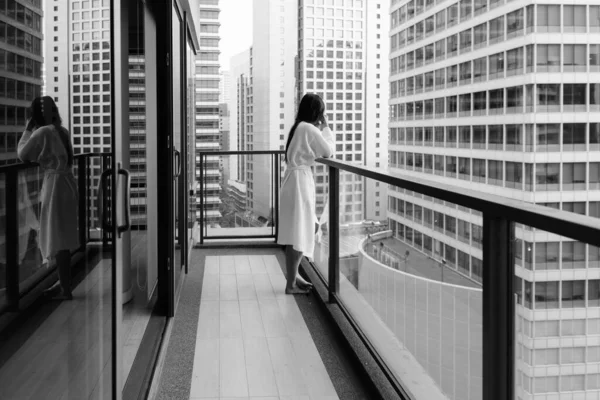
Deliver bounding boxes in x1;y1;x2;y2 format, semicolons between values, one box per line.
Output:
54;250;73;300
285;245;309;294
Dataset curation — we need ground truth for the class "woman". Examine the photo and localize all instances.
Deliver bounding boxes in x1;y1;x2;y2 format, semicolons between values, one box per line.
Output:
18;96;79;300
278;93;334;294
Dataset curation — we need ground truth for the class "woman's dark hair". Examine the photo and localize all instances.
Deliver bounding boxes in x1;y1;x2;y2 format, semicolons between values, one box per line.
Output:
285;93;325;162
28;96;73;166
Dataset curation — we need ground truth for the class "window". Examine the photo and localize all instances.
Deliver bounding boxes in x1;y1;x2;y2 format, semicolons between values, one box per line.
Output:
537;5;561;32
488;160;503;185
537;84;560;110
506;48;524;76
563;84;586;108
562;163;586;190
536;163;560;189
536;44;561;72
563;5;586;32
507;9;524;37
489;16;504;44
563;44;586;71
489;52;504;79
473;57;486;82
535;281;559;309
561;281;585;307
506;162;523;188
536;124;560;150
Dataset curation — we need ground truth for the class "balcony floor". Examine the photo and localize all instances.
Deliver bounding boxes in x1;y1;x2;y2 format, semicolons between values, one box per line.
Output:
156;247;377;400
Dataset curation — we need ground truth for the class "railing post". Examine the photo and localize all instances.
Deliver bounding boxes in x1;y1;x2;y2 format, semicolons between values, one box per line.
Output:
6;171;19;310
78;156;87;250
482;215;514;400
328;166;339;303
199;153;204;245
274;153;280;243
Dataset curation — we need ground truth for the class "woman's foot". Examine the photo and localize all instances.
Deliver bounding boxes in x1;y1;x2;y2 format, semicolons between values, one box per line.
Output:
285;286;310;295
295;275;313;290
48;291;73;301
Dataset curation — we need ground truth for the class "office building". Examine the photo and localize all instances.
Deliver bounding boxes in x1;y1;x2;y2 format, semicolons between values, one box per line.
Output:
196;0;222;224
388;1;600;398
249;0;297;221
0;0;43;165
298;0;389;222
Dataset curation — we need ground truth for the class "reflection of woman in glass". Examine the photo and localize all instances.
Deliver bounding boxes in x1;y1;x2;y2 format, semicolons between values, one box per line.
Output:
278;94;334;294
18;96;79;300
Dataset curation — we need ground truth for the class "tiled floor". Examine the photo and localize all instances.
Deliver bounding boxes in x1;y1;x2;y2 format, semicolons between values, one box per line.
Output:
189;254;339;400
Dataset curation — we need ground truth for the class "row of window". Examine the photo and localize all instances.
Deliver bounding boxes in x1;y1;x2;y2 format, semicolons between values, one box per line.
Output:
0;0;41;31
72;0;110;10
0;21;42;56
72;62;111;73
518;279;600;311
391;152;600;191
72;30;110;42
71;20;110;32
389;124;600;150
73;41;111;52
0;77;41;102
72;9;110;22
72;52;110;63
0;49;42;79
390;84;600;120
519;239;600;272
306;59;364;71
307;70;364;82
388;218;483;283
392;4;600;52
391;41;600;77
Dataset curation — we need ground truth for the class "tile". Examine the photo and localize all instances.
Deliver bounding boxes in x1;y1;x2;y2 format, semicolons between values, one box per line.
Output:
220;338;249;397
263;255;283;275
249;255;267;274
244;337;279;397
258;298;288;338
197;301;220;339
268;337;309;396
237;273;258;300
220;300;240;314
290;335;337;398
239;300;266;338
277;297;310;337
253;274;276;299
220;304;242;339
220;255;236;275
204;255;220;275
202;274;220;301
279;397;310;400
269;273;288;297
234;255;252;274
190;339;220;398
220;274;238;301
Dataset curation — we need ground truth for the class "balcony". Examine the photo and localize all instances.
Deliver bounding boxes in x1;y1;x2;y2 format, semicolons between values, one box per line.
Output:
3;146;600;400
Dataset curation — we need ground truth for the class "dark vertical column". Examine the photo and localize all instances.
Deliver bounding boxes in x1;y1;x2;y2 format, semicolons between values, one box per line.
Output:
328;166;339;303
274;153;280;242
78;156;87;251
199;153;204;244
6;171;19;311
482;215;514;400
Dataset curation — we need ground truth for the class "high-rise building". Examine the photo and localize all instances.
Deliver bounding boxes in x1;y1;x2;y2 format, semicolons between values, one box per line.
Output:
219;69;231;103
196;0;222;224
249;0;298;221
0;0;43;165
128;54;147;227
298;0;389;223
229;48;252;184
388;1;600;399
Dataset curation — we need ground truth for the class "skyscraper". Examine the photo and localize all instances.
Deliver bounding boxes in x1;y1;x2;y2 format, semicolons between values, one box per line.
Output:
249;0;298;221
389;1;600;398
229;47;252;184
0;0;43;165
196;0;222;224
298;0;389;222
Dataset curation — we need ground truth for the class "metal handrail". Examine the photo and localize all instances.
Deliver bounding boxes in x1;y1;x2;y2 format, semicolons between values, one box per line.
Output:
317;158;600;247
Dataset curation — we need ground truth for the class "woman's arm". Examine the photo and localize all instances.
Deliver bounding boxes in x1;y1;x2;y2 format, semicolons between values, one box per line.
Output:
17;126;45;162
309;123;335;159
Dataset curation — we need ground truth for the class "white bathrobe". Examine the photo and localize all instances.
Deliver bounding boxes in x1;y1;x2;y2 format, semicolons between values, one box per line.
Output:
278;121;334;259
18;125;79;263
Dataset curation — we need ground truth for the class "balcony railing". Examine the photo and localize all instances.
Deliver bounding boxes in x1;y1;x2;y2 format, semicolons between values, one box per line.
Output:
312;157;600;400
0;153;110;313
197;150;284;243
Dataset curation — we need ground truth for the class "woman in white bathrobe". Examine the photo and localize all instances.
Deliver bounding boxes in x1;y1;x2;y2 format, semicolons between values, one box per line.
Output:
278;94;334;294
18;96;78;300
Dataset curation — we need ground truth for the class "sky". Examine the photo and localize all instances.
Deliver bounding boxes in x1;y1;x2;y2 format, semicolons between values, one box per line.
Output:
219;0;254;71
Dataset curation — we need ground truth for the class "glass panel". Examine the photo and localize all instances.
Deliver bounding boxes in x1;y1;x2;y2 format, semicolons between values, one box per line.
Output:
201;153;278;240
336;174;483;400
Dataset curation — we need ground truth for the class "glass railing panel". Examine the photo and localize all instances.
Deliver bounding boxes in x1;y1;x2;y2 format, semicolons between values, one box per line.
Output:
336;172;483;400
197;152;280;241
0;172;6;310
16;167;45;292
514;221;597;398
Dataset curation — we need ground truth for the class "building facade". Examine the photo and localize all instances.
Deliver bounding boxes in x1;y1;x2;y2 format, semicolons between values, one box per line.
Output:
298;0;389;223
229;47;252;185
389;1;600;399
0;0;43;165
249;0;297;221
196;0;222;224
